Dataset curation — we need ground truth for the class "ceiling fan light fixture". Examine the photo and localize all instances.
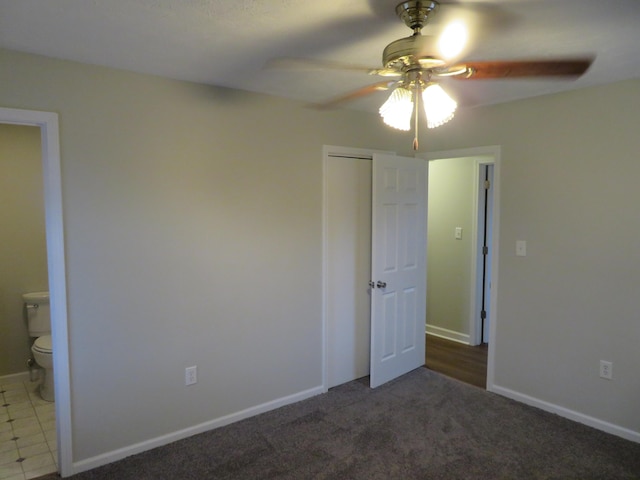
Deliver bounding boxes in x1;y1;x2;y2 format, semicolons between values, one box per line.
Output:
379;86;414;131
422;83;457;129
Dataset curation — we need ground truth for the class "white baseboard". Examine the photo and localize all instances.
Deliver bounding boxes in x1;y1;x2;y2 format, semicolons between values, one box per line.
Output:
71;385;325;475
0;371;32;384
426;325;470;344
490;384;640;444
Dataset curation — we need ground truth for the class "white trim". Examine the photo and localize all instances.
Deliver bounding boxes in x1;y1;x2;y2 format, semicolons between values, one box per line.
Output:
0;107;72;476
490;384;640;444
486;148;500;391
73;385;325;474
426;328;470;345
421;146;501;390
321;145;394;392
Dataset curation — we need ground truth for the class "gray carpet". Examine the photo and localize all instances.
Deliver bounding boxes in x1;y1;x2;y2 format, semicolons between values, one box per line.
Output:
41;368;640;479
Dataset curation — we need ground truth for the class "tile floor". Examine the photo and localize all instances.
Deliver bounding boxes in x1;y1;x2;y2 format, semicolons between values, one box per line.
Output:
0;380;57;480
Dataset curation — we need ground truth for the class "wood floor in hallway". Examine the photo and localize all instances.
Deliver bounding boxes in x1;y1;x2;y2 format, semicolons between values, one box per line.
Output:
425;335;488;389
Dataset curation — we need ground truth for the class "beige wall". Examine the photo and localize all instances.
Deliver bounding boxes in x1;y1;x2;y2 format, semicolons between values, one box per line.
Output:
0;124;47;377
426;79;640;435
2;45;639;468
0;48;411;464
426;157;476;339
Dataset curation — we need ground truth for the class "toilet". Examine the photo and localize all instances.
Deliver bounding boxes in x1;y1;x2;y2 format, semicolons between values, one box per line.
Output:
23;291;54;402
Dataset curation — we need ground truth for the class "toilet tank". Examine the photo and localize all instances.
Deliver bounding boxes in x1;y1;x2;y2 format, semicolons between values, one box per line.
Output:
22;291;51;337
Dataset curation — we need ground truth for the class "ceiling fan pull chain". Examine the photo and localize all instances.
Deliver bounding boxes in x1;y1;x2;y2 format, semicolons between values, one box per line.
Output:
413;82;420;150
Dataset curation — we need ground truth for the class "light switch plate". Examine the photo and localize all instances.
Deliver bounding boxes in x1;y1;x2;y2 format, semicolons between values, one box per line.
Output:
185;366;197;385
455;227;463;240
516;240;527;256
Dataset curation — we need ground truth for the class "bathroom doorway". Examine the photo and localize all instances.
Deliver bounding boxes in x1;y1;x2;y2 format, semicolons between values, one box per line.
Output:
0;123;59;478
0;107;71;477
0;124;46;377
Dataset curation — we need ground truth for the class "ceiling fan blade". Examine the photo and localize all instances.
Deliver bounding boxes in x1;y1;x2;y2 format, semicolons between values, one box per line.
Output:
456;58;594;79
264;57;398;77
311;81;397;110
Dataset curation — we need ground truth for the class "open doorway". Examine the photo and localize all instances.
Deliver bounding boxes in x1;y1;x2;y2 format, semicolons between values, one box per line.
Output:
0;107;72;476
423;147;500;389
323;145;500;392
0;123;58;478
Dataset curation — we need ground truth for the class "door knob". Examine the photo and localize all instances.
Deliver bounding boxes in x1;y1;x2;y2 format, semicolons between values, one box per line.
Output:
376;281;387;288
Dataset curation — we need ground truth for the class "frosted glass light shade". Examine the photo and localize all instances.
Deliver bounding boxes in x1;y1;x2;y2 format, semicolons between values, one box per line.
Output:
379;87;413;131
422;83;457;129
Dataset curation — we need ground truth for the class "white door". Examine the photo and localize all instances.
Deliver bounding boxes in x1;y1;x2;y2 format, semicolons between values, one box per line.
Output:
370;153;427;388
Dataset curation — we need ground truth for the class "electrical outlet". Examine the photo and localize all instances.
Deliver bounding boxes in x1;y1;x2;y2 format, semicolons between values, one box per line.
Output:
185;365;197;386
599;360;613;380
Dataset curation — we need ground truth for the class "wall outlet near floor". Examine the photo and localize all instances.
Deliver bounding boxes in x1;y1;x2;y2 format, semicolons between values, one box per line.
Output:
599;360;613;380
185;365;198;385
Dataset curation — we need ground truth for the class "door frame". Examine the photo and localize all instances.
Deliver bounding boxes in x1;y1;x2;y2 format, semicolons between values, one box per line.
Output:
422;146;501;389
0;107;72;475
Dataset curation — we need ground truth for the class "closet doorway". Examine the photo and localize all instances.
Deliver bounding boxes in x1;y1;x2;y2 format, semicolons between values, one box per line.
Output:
323;146;427;390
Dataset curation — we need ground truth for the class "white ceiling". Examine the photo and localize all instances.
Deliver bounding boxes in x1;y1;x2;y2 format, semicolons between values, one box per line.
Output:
1;0;639;112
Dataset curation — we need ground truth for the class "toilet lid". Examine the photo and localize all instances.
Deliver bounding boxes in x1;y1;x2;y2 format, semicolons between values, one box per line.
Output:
33;334;52;353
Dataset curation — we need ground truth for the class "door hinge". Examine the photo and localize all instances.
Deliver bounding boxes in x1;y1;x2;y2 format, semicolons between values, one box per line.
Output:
481;310;487;320
484;179;491;190
483;246;489;255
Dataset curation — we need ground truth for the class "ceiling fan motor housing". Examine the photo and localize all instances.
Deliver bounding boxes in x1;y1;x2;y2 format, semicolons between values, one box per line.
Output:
383;35;446;70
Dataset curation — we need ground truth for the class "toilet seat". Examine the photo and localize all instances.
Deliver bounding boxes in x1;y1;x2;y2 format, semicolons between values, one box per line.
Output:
33;334;52;354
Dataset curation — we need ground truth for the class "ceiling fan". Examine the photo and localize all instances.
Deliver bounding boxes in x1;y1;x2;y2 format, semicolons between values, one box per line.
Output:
268;0;593;150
